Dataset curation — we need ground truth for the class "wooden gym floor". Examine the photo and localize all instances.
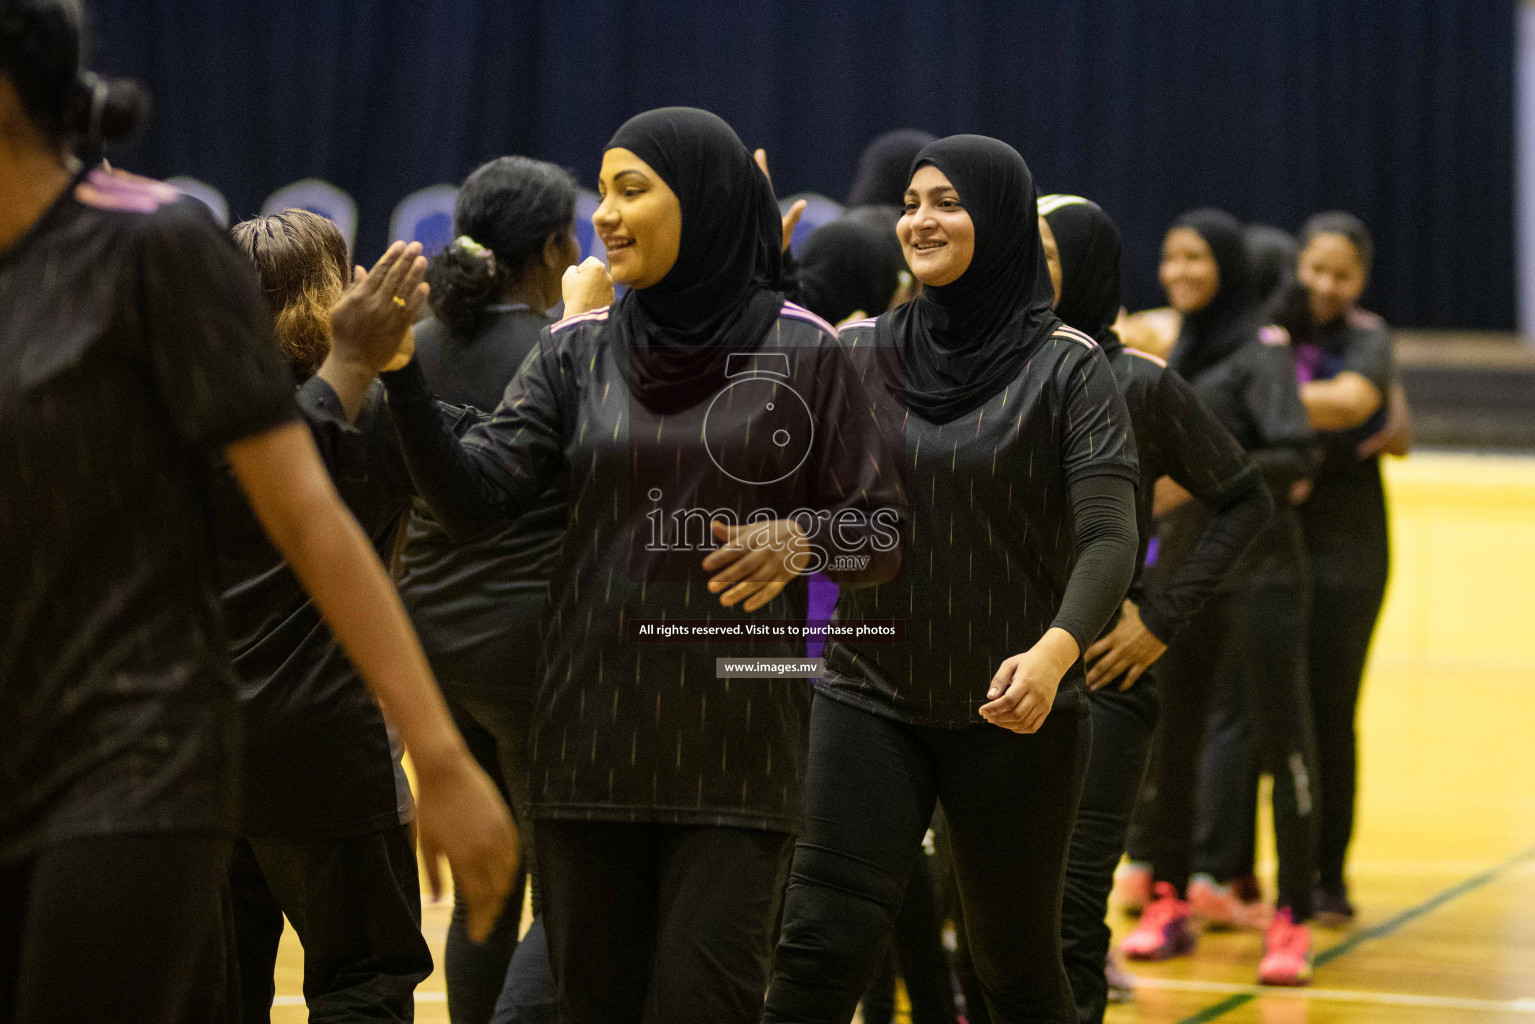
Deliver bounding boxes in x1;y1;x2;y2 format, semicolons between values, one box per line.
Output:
270;451;1535;1023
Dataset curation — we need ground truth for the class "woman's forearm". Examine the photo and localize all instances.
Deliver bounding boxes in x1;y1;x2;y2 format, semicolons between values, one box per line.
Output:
1301;372;1382;431
1049;474;1138;655
382;359;527;539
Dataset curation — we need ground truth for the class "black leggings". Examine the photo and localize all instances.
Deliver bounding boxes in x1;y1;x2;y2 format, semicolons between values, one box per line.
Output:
0;833;229;1024
227;825;432;1023
445;689;537;1024
1150;582;1319;920
537;820;791;1024
1060;678;1160;1024
765;691;1089;1024
1307;578;1386;891
1193;666;1261;882
859;850;957;1024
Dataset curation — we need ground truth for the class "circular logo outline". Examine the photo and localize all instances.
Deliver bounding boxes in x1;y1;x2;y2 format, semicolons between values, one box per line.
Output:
702;376;815;485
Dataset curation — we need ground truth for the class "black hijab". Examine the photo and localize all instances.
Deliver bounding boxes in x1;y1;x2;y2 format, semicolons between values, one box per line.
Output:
1166;208;1260;382
604;107;784;413
1244;223;1299;315
877;134;1060;424
846;128;936;207
1038;193;1123;356
795;218;905;326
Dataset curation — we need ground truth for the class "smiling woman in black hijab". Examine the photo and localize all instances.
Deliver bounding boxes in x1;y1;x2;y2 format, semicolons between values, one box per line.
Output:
346;105;903;1024
1118;208;1322;987
1037;196;1273;1019
766;137;1139;1024
605;106;785;411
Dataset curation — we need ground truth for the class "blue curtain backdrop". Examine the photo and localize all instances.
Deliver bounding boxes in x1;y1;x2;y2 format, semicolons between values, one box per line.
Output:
90;0;1514;329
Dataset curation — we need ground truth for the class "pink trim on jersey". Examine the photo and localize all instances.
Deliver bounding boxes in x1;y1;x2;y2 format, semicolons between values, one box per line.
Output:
1259;324;1291;346
74;167;181;213
836;317;878;336
779;300;839;337
1126;347;1168;368
552;306;611;332
1346;307;1386;330
1054;325;1098;349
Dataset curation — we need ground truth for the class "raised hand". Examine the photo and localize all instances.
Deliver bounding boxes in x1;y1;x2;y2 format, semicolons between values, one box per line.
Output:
562;256;615;316
754;148;807;253
329;241;430;374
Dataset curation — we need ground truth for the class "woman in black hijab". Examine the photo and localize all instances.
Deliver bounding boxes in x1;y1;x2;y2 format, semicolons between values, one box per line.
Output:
794;217;907;326
1120;209;1321;987
765;137;1140;1024
846;127;937;207
335;106;902;1024
1037;196;1272;1022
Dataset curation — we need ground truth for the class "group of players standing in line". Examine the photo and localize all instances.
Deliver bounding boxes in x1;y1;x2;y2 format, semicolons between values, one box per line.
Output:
1;5;1401;1023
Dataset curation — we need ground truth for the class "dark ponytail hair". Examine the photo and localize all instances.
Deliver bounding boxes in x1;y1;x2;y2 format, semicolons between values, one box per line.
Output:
0;0;150;153
426;156;577;338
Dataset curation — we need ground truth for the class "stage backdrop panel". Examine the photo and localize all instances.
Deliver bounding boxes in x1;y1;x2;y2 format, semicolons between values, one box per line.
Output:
90;0;1514;330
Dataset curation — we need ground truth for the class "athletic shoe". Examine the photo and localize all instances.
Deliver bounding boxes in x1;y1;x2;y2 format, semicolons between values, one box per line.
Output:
1105;952;1137;1004
1189;873;1266;930
1313;885;1357;927
1257;908;1314;986
1113;861;1154;915
1120;883;1196;961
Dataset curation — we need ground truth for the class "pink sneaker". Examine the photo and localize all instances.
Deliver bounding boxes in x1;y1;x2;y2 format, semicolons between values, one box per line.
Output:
1113;862;1154;915
1257;908;1313;986
1120;883;1196;961
1189;874;1265;931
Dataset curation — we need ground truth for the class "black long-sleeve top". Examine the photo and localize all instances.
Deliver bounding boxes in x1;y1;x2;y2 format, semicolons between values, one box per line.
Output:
211;379;417;838
397;308;568;697
1100;341;1274;650
381;301;904;833
1158;327;1313;591
1293;308;1396;588
816;321;1140;728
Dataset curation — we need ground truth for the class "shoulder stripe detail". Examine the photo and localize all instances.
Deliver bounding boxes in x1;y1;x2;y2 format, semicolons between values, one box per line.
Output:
1346;307;1386;330
1054;325;1099;349
1125;347;1168;367
552;306;611;332
74;167;181;213
780;300;840;338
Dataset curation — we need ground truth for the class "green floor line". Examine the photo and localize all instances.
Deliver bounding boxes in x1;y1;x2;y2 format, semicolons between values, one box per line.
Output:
1173;842;1535;1024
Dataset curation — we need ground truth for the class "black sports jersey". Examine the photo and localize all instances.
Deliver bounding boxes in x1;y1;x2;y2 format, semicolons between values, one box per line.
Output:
382;302;901;832
211;379;415;838
398;308;567;697
1157;328;1312;591
1294;308;1395;587
817;321;1139;729
1101;342;1265;644
0;171;296;863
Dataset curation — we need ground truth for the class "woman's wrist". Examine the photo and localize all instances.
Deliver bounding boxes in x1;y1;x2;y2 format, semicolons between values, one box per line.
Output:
1036;626;1081;675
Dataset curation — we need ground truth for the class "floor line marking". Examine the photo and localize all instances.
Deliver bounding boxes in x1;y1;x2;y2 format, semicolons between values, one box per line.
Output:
1139;977;1535;1013
1174;842;1535;1024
